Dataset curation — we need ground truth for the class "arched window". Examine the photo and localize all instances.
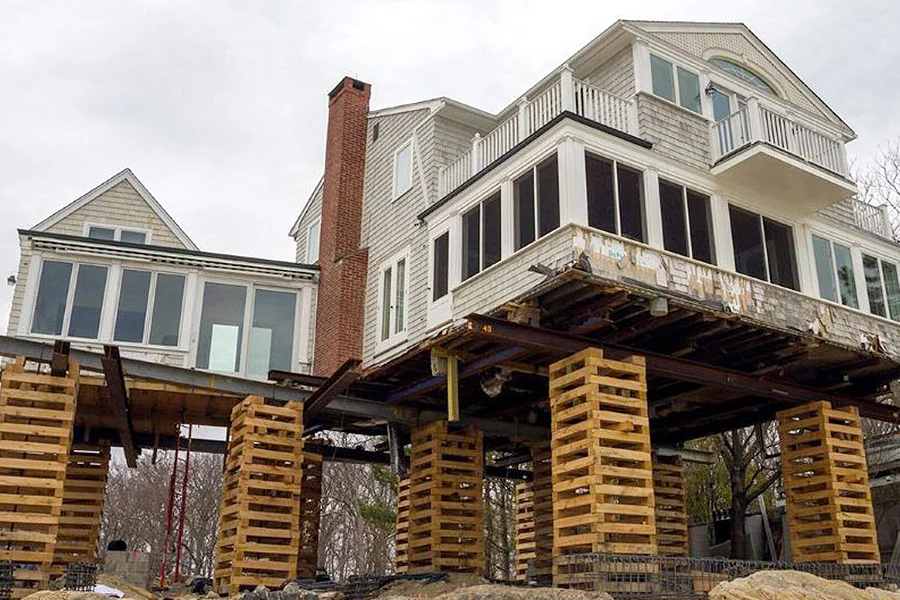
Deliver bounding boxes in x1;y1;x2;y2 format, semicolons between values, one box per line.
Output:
709;58;776;95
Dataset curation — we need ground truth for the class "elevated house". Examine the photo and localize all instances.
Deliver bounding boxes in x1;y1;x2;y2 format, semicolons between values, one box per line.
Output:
1;18;898;595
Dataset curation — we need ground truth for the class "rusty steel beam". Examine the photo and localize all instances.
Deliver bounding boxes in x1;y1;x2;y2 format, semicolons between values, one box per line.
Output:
465;314;900;423
101;346;139;467
303;359;361;422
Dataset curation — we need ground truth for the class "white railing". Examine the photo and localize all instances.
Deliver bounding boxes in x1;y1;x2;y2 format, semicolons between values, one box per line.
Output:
852;199;893;239
436;67;637;200
710;98;849;177
574;79;634;134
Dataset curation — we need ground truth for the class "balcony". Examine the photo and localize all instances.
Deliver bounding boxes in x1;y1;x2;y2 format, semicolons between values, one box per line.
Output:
709;98;856;211
437;68;638;198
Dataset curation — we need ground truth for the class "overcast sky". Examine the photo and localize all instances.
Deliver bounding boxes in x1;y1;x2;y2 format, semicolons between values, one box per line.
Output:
2;0;898;334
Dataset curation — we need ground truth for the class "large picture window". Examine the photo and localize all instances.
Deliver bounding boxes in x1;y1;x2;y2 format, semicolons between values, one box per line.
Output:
811;235;858;308
729;206;798;290
514;156;559;250
658;180;715;264
861;254;900;321
248;289;297;377
462;192;502;280
31;260;108;339
113;270;185;346
197;283;247;373
585;153;645;243
378;250;409;346
650;54;701;113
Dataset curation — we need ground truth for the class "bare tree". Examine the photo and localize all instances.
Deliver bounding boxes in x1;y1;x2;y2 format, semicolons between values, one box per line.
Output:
483;476;515;580
854;140;900;237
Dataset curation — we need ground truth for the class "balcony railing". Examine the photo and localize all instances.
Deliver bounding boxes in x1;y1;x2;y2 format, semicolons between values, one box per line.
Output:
711;98;849;177
851;198;894;239
437;67;637;199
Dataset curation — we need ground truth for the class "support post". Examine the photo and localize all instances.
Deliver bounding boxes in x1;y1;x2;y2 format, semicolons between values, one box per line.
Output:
550;349;656;588
652;451;688;557
515;441;552;583
778;401;880;564
214;396;304;595
395;477;410;574
447;355;459;422
52;443;111;575
560;65;575;112
297;452;323;579
407;420;484;575
0;357;79;598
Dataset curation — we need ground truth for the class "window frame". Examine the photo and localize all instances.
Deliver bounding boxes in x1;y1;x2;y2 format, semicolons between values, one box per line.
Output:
657;178;716;265
513;153;560;251
376;247;411;352
305;216;321;264
112;268;187;348
728;204;799;291
859;251;900;321
584;151;647;244
392;140;414;200
83;222;152;244
461;191;503;281
29;258;110;341
649;53;702;114
810;233;858;309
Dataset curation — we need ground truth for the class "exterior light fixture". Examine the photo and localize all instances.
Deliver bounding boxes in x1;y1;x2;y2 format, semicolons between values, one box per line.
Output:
5;275;15;287
650;297;668;317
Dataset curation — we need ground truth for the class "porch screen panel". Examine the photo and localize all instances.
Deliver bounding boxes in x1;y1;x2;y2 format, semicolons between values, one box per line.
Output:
537;156;559;237
514;171;536;250
31;261;72;335
659;180;688;257
483;193;502;269
763;218;799;291
730;206;766;281
687;191;715;265
68;265;108;339
585;154;615;234
617;165;644;243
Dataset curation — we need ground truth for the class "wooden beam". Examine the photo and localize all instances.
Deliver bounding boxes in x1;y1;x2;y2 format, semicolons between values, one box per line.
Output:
465;314;900;423
50;340;70;377
101;346;139;467
303;359;361;422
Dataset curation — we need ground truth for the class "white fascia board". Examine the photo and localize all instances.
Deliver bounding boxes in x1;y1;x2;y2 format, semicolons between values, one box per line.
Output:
289;176;324;238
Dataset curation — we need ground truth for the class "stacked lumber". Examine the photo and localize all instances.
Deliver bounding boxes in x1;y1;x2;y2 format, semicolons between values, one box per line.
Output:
531;442;553;583
214;396;304;595
52;444;111;574
549;348;656;588
395;477;410;574
297;452;322;579
407;420;484;575
514;481;535;581
0;358;78;598
652;453;688;557
778;401;879;564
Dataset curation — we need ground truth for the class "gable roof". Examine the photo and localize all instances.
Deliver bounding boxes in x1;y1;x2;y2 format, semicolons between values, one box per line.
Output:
32;168;198;250
288;176;324;238
621;20;854;137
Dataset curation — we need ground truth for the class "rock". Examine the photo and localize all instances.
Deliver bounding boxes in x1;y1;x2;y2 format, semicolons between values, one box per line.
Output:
206;593;219;599
709;570;900;600
281;583;300;595
253;587;269;597
317;592;343;600
379;583;612;600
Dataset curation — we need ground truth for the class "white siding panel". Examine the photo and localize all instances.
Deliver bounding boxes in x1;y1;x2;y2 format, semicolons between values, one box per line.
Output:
585;46;636;100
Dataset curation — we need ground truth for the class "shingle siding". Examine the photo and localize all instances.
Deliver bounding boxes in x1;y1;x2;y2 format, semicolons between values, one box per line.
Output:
45;181;187;248
5;240;33;336
585;46;636;100
637;93;709;169
361;108;434;365
432;116;483;202
293;183;323;264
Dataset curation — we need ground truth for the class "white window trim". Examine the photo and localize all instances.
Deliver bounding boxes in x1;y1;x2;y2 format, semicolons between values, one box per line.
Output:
657;178;716;264
375;247;411;353
112;268;188;348
584;150;648;244
512;152;560;252
305;216;321;264
28;258;110;341
727;202;802;291
392;140;414;200
83;222;152;244
649;53;702;115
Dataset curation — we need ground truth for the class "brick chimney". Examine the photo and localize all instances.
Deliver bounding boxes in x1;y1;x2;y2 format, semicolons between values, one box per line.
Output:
313;77;371;376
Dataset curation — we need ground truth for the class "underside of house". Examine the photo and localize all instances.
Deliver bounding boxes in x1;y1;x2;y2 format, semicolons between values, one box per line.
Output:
2;17;900;600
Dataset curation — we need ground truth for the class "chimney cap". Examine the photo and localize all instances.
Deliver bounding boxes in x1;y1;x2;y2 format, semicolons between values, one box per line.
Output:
328;76;370;99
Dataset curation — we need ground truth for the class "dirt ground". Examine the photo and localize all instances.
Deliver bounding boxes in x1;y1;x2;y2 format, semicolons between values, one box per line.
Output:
378;578;612;600
709;570;900;600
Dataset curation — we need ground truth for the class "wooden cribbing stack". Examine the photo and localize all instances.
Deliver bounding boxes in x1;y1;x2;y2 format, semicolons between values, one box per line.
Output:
0;358;79;598
652;452;688;557
395;477;410;574
778;401;880;564
549;348;656;589
297;452;323;579
514;481;535;581
407;420;484;575
214;396;304;596
52;444;111;574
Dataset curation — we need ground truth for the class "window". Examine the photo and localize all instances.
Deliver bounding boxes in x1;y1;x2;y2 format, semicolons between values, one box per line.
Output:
861;254;900;321
709;58;776;95
585;153;645;243
514;156;559;250
729;206;798;290
197;283;247;373
650;54;701;113
306;217;321;264
393;142;413;199
31;260;108;339
462;192;502;280
378;251;409;346
86;224;149;244
248;289;297;377
432;232;449;301
113;270;185;346
812;235;858;308
658;180;715;264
